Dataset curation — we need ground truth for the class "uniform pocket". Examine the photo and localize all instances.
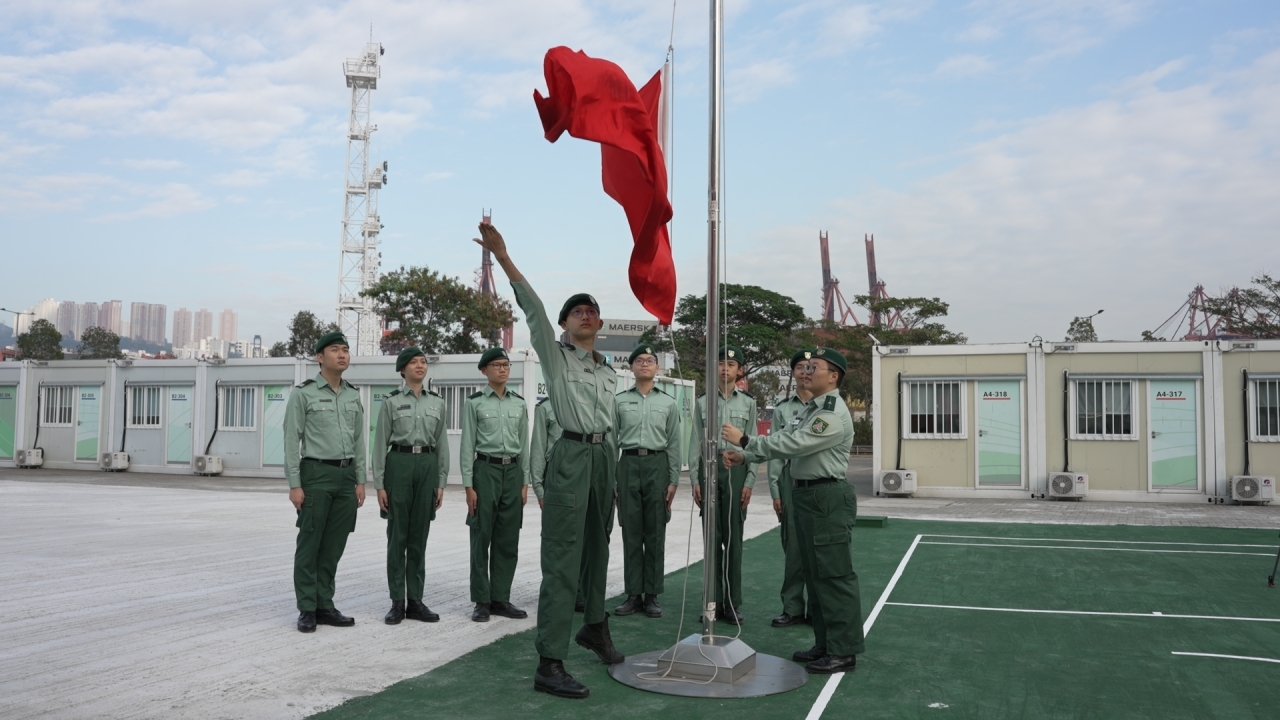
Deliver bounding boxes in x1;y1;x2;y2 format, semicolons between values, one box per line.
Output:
541;491;577;543
812;531;853;578
618;404;639;428
478;410;499;432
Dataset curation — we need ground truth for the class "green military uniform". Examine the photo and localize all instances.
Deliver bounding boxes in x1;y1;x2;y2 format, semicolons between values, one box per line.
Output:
285;369;366;614
511;281;618;662
372;380;449;604
615;376;681;600
461;379;530;606
741;377;864;658
530;398;561;502
689;377;758;614
770;391;811;621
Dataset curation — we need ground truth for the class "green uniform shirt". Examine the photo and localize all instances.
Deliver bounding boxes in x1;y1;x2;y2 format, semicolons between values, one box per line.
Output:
766;394;810;499
615;383;682;487
370;385;450;491
283;372;367;489
530;398;562;500
689;387;759;488
743;388;853;480
511;280;618;437
459;385;530;488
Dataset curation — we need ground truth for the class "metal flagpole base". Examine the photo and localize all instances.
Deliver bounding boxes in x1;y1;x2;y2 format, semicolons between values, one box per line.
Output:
608;634;807;698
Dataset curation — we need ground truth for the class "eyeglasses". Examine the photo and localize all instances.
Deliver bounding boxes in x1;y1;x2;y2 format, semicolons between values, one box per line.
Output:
631;357;657;366
487;362;511;370
569;307;599;319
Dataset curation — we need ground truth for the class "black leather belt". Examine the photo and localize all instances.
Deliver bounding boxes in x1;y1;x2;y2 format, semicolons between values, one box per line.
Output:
304;457;354;468
794;477;839;488
391;444;436;454
622;448;664;456
477;453;520;465
562;430;610;444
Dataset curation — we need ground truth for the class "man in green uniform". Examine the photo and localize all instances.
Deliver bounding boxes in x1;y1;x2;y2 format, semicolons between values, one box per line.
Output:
689;344;757;625
613;344;681;619
769;348;815;628
475;222;623;700
285;331;366;633
531;395;589;615
461;347;530;623
722;347;862;674
372;347;448;625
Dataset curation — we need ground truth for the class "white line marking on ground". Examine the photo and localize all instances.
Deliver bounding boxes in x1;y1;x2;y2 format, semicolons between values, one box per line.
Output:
923;534;1276;549
887;602;1280;623
1171;652;1280;664
806;533;923;720
919;541;1274;557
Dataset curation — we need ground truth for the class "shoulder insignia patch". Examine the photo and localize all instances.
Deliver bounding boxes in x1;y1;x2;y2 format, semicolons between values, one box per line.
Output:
387;389;401;397
823;396;838;411
740;390;755;399
468;391;484;400
508;390;523;400
343;380;358;390
296;379;315;388
536;397;550;406
427;389;441;398
810;417;830;435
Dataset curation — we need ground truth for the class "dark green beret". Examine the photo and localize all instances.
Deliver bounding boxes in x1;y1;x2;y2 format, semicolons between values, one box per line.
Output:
478;347;509;369
396;346;425;372
718;344;745;364
812;347;848;375
790;348;815;370
558;293;600;325
313;331;348;355
628;345;658;365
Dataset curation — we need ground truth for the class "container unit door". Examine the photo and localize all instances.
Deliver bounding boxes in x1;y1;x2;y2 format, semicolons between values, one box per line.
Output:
368;385;400;464
0;385;16;459
1148;380;1199;490
261;386;290;466
75;386;101;461
166;388;192;465
976;380;1023;487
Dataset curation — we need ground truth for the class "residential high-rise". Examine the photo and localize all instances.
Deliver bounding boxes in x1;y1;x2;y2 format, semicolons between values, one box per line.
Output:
100;301;122;334
173;308;193;348
193;309;213;343
56;302;79;339
217;309;238;342
79;302;100;337
150;304;167;345
129;302;168;345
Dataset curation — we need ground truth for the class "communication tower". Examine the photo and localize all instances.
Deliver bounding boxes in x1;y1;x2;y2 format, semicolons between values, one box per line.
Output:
336;39;389;356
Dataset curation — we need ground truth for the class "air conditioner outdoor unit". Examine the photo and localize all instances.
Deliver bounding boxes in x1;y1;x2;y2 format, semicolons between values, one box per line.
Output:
194;455;223;476
15;448;43;468
877;469;916;496
1048;472;1088;499
1229;476;1275;504
100;452;130;472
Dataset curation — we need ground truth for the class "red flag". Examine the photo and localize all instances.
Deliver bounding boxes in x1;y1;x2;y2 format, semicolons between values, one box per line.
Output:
533;47;676;325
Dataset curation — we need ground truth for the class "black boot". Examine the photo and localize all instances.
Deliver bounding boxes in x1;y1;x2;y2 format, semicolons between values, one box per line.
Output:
315;608;355;627
471;602;490;622
405;599;439;623
575;615;625;664
491;601;528;619
533;657;590;699
771;612;806;628
806;654;857;674
385;600;405;625
792;645;827;663
297;611;316;633
643;594;662;618
614;595;642;616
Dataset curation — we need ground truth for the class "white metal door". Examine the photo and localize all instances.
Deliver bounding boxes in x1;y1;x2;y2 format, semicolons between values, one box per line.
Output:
1148;380;1200;491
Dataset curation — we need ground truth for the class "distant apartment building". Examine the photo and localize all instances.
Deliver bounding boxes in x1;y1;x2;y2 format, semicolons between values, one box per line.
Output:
172;308;193;348
55;302;79;338
79;302;99;338
193;309;213;343
100;301;122;334
16;298;59;334
129;302;167;345
218;309;238;342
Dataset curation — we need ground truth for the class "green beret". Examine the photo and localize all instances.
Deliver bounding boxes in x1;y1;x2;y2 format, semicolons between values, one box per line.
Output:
396;346;425;372
478;347;509;369
313;331;348;355
628;345;658;365
558;293;600;325
811;347;848;375
718;344;745;364
790;348;815;370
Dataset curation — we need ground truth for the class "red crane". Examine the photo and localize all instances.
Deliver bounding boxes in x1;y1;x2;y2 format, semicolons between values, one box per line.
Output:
820;231;861;325
475;209;514;349
864;234;907;329
1148;284;1247;341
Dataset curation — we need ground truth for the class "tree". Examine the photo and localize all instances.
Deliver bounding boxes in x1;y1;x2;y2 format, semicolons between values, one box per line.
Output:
639;283;808;392
17;319;65;360
362;265;516;355
268;341;290;357
285;311;340;358
78;326;123;359
1198;274;1280;339
1065;316;1099;343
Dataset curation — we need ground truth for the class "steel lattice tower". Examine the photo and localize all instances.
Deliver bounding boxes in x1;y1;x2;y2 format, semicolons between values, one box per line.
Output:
337;40;388;356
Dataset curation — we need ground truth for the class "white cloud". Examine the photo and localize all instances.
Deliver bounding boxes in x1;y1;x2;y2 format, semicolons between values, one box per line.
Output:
935;54;997;77
115;158;185;171
94;183;216;222
728;59;797;103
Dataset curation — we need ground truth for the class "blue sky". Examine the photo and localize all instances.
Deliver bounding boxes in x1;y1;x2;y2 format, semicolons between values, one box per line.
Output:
2;0;1278;347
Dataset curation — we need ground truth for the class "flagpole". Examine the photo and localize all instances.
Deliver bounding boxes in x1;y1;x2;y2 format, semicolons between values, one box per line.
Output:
701;0;724;639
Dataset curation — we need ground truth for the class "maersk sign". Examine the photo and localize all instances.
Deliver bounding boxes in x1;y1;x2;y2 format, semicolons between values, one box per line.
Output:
601;319;657;336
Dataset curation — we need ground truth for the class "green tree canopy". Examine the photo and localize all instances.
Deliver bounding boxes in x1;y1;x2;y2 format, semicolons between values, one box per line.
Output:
267;341;290;358
285;311;340;358
362;265;516;355
1065;316;1099;343
17;319;65;360
1198;274;1280;339
78;326;123;359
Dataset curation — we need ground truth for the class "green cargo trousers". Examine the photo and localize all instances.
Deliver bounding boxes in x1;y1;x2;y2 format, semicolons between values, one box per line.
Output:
699;460;747;610
467;460;525;603
778;466;810;618
384;451;438;602
294;459;358;612
793;479;866;656
617;451;671;596
535;437;615;661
